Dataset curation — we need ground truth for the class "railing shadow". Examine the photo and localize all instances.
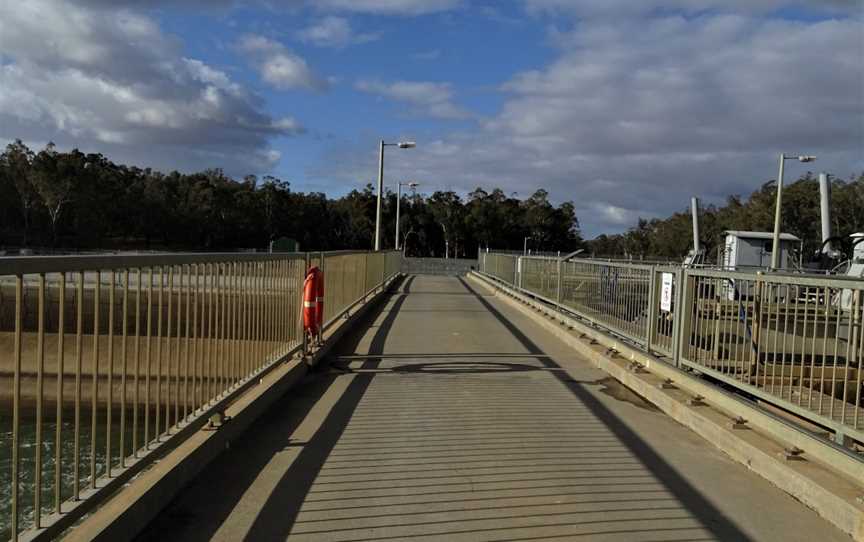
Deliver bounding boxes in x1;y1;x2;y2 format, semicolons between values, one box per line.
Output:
242;276;414;540
456;276;754;542
139;274;755;541
134;276;413;542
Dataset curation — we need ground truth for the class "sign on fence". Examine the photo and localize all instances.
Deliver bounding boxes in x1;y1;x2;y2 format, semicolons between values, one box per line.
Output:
660;272;674;312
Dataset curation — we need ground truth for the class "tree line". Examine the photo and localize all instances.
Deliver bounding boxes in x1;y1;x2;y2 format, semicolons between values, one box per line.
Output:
589;172;864;262
2;141;861;261
0;141;582;257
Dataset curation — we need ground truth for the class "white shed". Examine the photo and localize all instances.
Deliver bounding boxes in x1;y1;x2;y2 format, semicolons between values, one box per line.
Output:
721;230;801;271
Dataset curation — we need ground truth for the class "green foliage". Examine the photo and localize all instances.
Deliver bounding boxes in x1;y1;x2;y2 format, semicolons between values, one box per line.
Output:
0;142;583;256
586;173;864;261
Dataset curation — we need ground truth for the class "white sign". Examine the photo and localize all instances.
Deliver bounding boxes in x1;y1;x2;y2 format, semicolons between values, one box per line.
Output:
660;273;674;312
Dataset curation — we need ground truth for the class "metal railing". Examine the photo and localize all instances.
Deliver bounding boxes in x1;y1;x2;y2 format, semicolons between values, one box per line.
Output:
0;250;400;540
479;252;864;448
400;257;478;276
311;251;400;328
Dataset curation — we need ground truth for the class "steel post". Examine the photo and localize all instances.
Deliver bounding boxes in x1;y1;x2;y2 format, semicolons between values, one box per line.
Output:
395;182;402;250
646;266;658;353
374;140;384;251
672;268;688;367
771;153;785;270
691;197;701;255
819;173;832;254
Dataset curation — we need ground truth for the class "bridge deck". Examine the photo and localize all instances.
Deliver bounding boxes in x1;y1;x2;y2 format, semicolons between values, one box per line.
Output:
138;275;847;542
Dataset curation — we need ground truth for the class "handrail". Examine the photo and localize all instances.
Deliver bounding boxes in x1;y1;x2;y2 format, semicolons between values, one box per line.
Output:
479;250;864;451
0;249;401;541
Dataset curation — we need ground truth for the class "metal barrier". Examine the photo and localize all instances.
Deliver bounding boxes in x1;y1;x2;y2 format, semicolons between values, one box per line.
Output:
480;252;864;448
0;250;400;540
400;257;477;276
317;251;399;327
481;252;519;286
680;269;863;444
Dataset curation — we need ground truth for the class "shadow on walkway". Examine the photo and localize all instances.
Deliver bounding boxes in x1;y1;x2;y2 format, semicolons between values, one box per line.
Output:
456;276;752;542
135;277;413;542
139;274;755;541
242;276;415;540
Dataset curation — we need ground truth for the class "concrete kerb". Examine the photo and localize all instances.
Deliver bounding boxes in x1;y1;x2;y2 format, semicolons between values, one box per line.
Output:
59;274;404;542
469;271;864;542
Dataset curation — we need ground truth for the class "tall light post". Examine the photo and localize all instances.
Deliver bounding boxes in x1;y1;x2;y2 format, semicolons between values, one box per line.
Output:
770;153;815;269
395;181;418;250
523;236;531;255
374;140;416;251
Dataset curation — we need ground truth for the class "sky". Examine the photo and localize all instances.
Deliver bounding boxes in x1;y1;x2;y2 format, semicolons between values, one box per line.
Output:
0;0;862;238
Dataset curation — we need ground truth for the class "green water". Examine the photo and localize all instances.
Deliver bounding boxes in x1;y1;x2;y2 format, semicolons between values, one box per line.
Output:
0;408;155;539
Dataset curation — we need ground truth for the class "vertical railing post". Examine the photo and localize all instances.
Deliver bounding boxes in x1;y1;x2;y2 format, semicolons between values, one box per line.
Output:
556;257;563;308
517;256;522;289
672;268;689;367
11;275;22;539
646;266;658;353
302;252;311;356
319;251;325;344
363;252;369;298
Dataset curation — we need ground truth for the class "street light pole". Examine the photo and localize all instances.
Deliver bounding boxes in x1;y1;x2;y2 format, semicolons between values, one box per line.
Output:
523;236;530;255
374;140;416;251
374;140;385;251
770;152;815;270
395;180;401;250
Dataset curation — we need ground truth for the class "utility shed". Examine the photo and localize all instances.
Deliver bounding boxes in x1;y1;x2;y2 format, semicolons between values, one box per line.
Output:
850;232;864;264
843;232;864;282
722;230;801;271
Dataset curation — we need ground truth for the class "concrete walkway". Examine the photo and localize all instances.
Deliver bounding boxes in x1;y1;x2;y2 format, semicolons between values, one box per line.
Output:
137;275;849;542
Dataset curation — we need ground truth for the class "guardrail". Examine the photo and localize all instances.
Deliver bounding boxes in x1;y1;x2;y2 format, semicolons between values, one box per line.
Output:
0;250;400;541
400;257;478;276
480;251;864;450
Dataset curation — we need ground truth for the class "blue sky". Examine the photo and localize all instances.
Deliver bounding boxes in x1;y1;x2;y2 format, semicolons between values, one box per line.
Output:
171;2;548;194
0;0;861;237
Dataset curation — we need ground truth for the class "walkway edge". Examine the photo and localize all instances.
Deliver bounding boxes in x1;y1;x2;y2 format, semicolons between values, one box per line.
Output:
469;272;864;542
60;275;404;542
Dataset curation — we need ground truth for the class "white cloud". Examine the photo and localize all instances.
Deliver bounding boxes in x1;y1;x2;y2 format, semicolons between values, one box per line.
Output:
310;0;461;16
492;16;862;156
271;117;306;134
321;14;863;237
523;0;859;17
297;16;379;48
238;35;329;92
355;79;471;119
600;204;639;226
0;0;300;175
72;0;462;15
